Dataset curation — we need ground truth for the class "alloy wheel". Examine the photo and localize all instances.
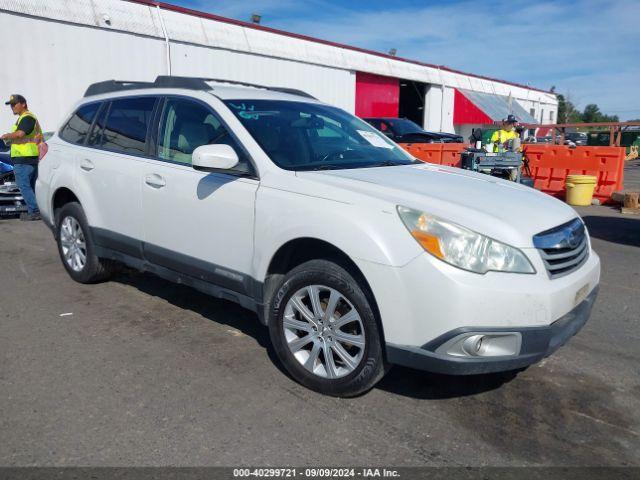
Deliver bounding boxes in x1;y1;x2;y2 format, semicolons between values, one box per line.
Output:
60;216;87;272
282;285;366;379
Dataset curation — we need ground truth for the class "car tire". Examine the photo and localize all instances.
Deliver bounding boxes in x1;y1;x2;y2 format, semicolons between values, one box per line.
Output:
55;202;115;283
269;259;388;397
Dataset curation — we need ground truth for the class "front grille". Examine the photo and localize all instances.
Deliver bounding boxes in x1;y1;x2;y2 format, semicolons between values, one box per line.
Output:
533;218;589;279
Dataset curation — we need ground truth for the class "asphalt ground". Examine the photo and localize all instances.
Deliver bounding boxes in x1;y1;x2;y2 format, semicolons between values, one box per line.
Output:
0;204;638;467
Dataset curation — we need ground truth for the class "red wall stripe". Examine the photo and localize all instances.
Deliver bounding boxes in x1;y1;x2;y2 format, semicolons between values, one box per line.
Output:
453;89;494;125
355;72;399;118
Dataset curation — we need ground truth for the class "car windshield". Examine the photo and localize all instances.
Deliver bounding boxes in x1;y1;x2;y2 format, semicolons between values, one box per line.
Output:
385;119;424;136
566;132;586;139
224;100;417;171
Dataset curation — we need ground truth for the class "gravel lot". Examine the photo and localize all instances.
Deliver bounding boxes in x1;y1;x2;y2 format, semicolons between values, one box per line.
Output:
0;205;638;467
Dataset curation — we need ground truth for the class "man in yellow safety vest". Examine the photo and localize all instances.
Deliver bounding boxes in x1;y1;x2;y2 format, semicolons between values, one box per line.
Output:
490;114;519;153
1;94;42;220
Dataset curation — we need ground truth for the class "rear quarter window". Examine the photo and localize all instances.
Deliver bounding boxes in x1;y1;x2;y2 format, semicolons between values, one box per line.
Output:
59;103;101;145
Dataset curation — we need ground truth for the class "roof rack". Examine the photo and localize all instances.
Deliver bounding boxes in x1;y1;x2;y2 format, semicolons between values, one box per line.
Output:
188;77;317;99
84;80;155;97
84;75;316;99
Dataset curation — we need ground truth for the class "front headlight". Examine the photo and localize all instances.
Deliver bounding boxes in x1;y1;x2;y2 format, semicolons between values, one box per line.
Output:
397;206;535;274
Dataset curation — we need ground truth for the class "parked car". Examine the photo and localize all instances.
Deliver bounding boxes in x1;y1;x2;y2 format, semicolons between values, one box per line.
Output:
0;139;28;217
364;117;464;143
36;77;600;397
565;132;587;146
528;133;584;147
0;138;11;168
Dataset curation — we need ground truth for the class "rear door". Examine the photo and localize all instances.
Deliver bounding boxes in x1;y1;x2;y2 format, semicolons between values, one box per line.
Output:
77;96;158;257
140;96;259;295
37;102;101;220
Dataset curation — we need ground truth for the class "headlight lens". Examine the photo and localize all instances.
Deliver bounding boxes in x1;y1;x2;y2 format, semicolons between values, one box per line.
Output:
397;206;535;274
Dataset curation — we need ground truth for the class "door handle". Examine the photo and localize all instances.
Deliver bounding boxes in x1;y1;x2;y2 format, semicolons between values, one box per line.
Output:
145;173;166;189
80;159;94;171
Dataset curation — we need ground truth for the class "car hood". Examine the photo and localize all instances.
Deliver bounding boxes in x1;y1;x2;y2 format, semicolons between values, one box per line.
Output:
400;132;461;144
296;163;579;248
399;132;438;142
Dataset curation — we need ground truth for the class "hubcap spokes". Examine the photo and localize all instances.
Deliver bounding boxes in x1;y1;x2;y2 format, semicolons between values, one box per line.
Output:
60;216;87;272
283;285;365;379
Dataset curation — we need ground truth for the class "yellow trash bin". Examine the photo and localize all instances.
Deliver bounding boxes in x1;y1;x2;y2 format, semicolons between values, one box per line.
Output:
565;175;597;206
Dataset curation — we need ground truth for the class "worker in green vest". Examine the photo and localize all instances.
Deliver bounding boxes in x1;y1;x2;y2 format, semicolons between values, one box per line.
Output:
489;114;519;153
1;94;42;220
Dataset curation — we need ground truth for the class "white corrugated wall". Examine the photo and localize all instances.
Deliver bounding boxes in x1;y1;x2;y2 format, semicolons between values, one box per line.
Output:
0;0;355;131
0;8;167;130
169;43;355;112
0;0;556;133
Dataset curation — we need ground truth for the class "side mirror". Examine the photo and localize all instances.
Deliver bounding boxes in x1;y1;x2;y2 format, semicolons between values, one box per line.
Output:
192;144;239;172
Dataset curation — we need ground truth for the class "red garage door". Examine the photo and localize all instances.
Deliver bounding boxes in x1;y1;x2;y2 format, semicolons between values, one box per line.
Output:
355;72;399;118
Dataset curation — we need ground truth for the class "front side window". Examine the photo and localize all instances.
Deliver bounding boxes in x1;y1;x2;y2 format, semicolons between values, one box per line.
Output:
97;97;156;155
224;100;416;171
157;98;244;167
60;103;100;145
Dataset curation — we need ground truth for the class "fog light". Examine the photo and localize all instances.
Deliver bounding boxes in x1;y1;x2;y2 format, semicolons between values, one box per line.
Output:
462;335;485;356
435;332;522;358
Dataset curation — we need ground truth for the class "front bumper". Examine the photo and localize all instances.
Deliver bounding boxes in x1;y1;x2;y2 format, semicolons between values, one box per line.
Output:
0;184;27;216
0;204;28;216
386;285;598;375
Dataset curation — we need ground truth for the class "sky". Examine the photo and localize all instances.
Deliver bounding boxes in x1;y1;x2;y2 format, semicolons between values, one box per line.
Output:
173;0;640;120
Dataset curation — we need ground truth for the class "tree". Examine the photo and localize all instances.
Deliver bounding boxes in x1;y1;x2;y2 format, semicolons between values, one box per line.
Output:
557;94;581;123
581;104;619;123
582;104;602;123
556;94;620;124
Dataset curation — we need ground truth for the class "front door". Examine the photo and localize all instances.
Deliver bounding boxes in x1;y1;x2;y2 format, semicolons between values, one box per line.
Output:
140;97;259;296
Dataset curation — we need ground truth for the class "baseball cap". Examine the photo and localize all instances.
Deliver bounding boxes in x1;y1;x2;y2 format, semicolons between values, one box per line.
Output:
5;94;27;105
503;114;518;124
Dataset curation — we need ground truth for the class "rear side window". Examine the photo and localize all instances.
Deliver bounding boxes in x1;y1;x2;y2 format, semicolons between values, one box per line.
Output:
95;97;156;155
60;103;100;145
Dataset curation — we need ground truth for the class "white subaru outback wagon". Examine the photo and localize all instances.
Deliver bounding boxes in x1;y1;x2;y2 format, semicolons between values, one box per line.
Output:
36;76;600;397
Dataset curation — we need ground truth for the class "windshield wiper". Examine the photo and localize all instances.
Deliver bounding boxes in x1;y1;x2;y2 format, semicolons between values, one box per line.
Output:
366;161;412;168
310;164;341;171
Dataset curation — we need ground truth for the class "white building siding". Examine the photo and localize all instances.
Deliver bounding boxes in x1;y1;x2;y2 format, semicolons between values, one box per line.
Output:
0;0;556;133
169;43;356;111
0;10;166;130
424;85;443;132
